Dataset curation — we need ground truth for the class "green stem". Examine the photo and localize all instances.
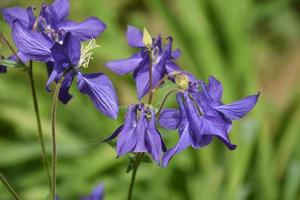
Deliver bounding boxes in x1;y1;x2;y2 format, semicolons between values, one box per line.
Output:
28;61;51;190
50;72;67;200
0;172;22;200
156;89;183;117
127;153;144;200
148;49;154;104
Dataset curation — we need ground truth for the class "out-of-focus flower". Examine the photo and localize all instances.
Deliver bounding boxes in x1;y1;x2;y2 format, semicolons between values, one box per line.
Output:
105;25;180;100
81;184;104;200
105;104;166;164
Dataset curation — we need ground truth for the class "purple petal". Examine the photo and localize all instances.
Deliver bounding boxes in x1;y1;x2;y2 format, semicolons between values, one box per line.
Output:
171;48;181;60
77;72;119;119
51;0;69;22
105;52;143;75
145;110;164;164
214;93;259;120
58;17;106;41
46;63;64;90
126;25;144;48
12;21;53;62
2;7;29;27
103;125;124;142
133;107;147;153
158;109;180;130
58;71;74;104
0;66;7;73
162;123;191;167
135;59;165;100
51;32;81;66
207;76;223;101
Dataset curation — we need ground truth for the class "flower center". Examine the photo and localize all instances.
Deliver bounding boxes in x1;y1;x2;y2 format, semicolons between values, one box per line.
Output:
79;38;99;68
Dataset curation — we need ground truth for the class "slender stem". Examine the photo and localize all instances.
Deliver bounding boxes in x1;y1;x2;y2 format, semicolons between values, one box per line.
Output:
127;153;144;200
0;172;22;200
50;72;67;200
156;89;183;117
28;61;51;190
148;49;153;104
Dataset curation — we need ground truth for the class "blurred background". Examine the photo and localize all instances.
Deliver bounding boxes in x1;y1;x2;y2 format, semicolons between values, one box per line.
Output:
0;0;300;199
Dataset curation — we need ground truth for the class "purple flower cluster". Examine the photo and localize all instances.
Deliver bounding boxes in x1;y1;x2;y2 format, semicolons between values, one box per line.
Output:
105;26;259;166
2;0;118;119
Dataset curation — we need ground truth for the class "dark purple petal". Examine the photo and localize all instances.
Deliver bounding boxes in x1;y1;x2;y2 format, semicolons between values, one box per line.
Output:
12;21;53;62
58;71;74;104
51;0;69;22
2;7;29;27
51;32;81;66
126;25;144;48
0;66;7;73
81;184;104;200
158;108;180;130
105;52;143;75
214;93;259;120
103;125;124;142
46;63;64;91
207;76;223;101
162;123;191;167
58;17;106;41
77;72;119;119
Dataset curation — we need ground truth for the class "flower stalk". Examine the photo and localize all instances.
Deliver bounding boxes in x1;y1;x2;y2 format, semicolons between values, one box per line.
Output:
28;61;51;190
0;172;22;200
50;70;69;200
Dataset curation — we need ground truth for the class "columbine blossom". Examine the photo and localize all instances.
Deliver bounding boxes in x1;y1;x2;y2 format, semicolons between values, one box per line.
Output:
3;0;106;63
159;75;259;167
3;0;106;42
81;184;104;200
105;104;166;164
105;25;180;100
46;32;118;119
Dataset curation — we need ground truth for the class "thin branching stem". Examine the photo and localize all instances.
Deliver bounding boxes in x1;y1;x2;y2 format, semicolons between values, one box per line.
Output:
127;153;144;200
156;89;183;117
0;172;22;200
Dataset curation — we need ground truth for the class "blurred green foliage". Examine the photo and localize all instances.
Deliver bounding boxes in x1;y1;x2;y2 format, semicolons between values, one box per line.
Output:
1;0;300;199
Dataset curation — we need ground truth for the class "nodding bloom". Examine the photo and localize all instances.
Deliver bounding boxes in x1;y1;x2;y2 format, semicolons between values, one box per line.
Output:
105;104;166;164
159;75;259;167
45;32;118;119
105;25;181;100
3;0;106;62
81;184;104;200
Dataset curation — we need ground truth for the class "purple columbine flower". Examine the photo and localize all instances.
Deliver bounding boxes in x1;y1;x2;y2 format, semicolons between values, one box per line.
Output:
105;104;166;164
45;32;118;119
2;0;106;42
105;25;180;100
159;75;259;167
81;184;104;200
3;0;106;63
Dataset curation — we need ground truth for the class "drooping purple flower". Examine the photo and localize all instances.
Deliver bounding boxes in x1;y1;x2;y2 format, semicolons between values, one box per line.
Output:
105;25;180;100
45;32;119;119
159;75;259;167
81;184;104;200
105;104;166;164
